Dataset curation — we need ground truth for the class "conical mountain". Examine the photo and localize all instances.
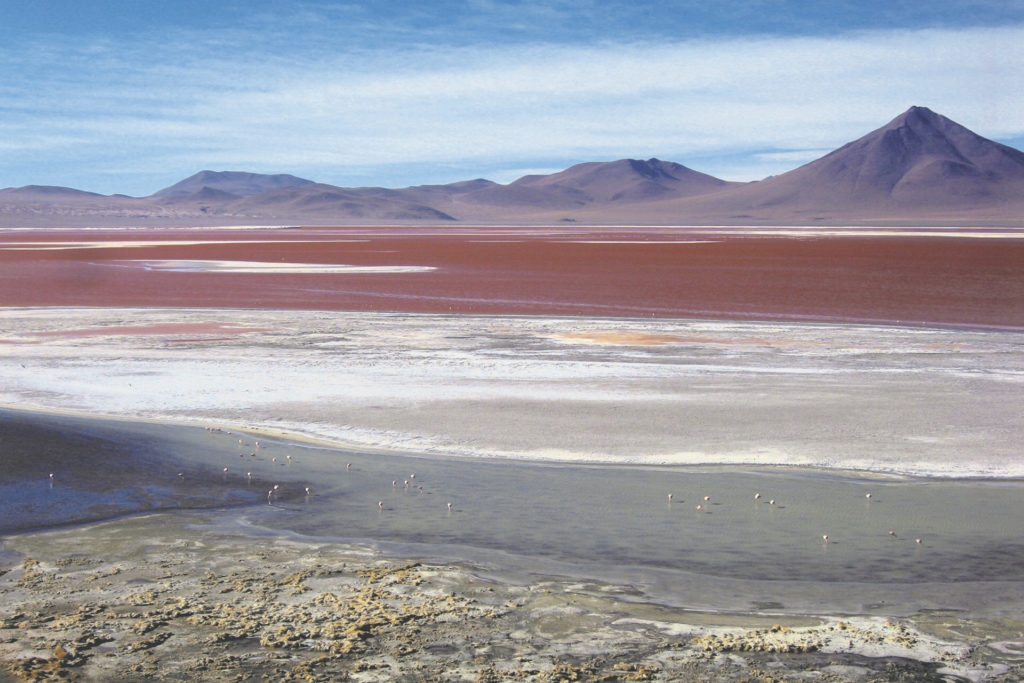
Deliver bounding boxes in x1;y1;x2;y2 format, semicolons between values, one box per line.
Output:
771;106;1024;207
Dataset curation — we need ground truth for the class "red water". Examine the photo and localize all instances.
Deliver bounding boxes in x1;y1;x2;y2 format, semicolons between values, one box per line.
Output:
1;226;1021;328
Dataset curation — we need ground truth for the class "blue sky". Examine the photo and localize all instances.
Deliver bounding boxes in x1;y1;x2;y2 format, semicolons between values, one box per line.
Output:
2;1;1024;195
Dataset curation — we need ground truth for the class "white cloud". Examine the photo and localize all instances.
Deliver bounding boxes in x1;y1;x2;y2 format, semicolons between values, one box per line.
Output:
2;24;1024;192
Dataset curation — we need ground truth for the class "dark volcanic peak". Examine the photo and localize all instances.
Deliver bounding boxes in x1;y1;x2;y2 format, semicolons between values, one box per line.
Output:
152;171;315;199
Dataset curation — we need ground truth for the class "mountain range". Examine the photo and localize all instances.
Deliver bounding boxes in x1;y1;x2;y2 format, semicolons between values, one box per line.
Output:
2;107;1022;227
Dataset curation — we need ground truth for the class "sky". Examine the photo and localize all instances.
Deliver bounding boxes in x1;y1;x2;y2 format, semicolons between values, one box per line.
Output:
2;1;1024;196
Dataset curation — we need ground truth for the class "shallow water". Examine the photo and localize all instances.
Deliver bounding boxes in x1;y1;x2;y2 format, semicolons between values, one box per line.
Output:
3;409;1023;617
231;440;1024;586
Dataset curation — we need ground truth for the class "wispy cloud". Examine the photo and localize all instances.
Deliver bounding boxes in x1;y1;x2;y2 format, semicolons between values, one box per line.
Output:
2;19;1023;193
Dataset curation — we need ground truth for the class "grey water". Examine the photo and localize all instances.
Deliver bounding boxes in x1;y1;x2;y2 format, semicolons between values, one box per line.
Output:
4;408;1024;616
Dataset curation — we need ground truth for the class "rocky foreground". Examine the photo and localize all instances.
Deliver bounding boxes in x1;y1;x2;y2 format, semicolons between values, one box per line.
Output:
1;513;1019;682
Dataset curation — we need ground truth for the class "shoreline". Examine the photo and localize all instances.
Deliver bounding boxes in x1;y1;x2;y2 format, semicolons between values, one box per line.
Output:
7;300;1024;335
6;511;1017;682
4;402;1023;483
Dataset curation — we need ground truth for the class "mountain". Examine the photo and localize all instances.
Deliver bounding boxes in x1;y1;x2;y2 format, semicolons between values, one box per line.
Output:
577;106;1024;224
739;106;1024;208
2;107;1022;227
380;159;736;221
152;171;315;198
0;185;105;200
231;183;457;221
510;158;734;202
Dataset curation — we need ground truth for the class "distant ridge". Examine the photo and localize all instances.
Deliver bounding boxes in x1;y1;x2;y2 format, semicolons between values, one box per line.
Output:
2;108;1023;227
0;185;104;199
511;158;735;202
152;171;315;198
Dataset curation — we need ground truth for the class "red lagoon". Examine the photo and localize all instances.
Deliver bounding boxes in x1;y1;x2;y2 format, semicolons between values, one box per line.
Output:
1;225;1022;329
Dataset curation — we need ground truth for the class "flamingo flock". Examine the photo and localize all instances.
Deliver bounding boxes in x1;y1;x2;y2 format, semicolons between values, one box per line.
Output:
195;428;932;552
